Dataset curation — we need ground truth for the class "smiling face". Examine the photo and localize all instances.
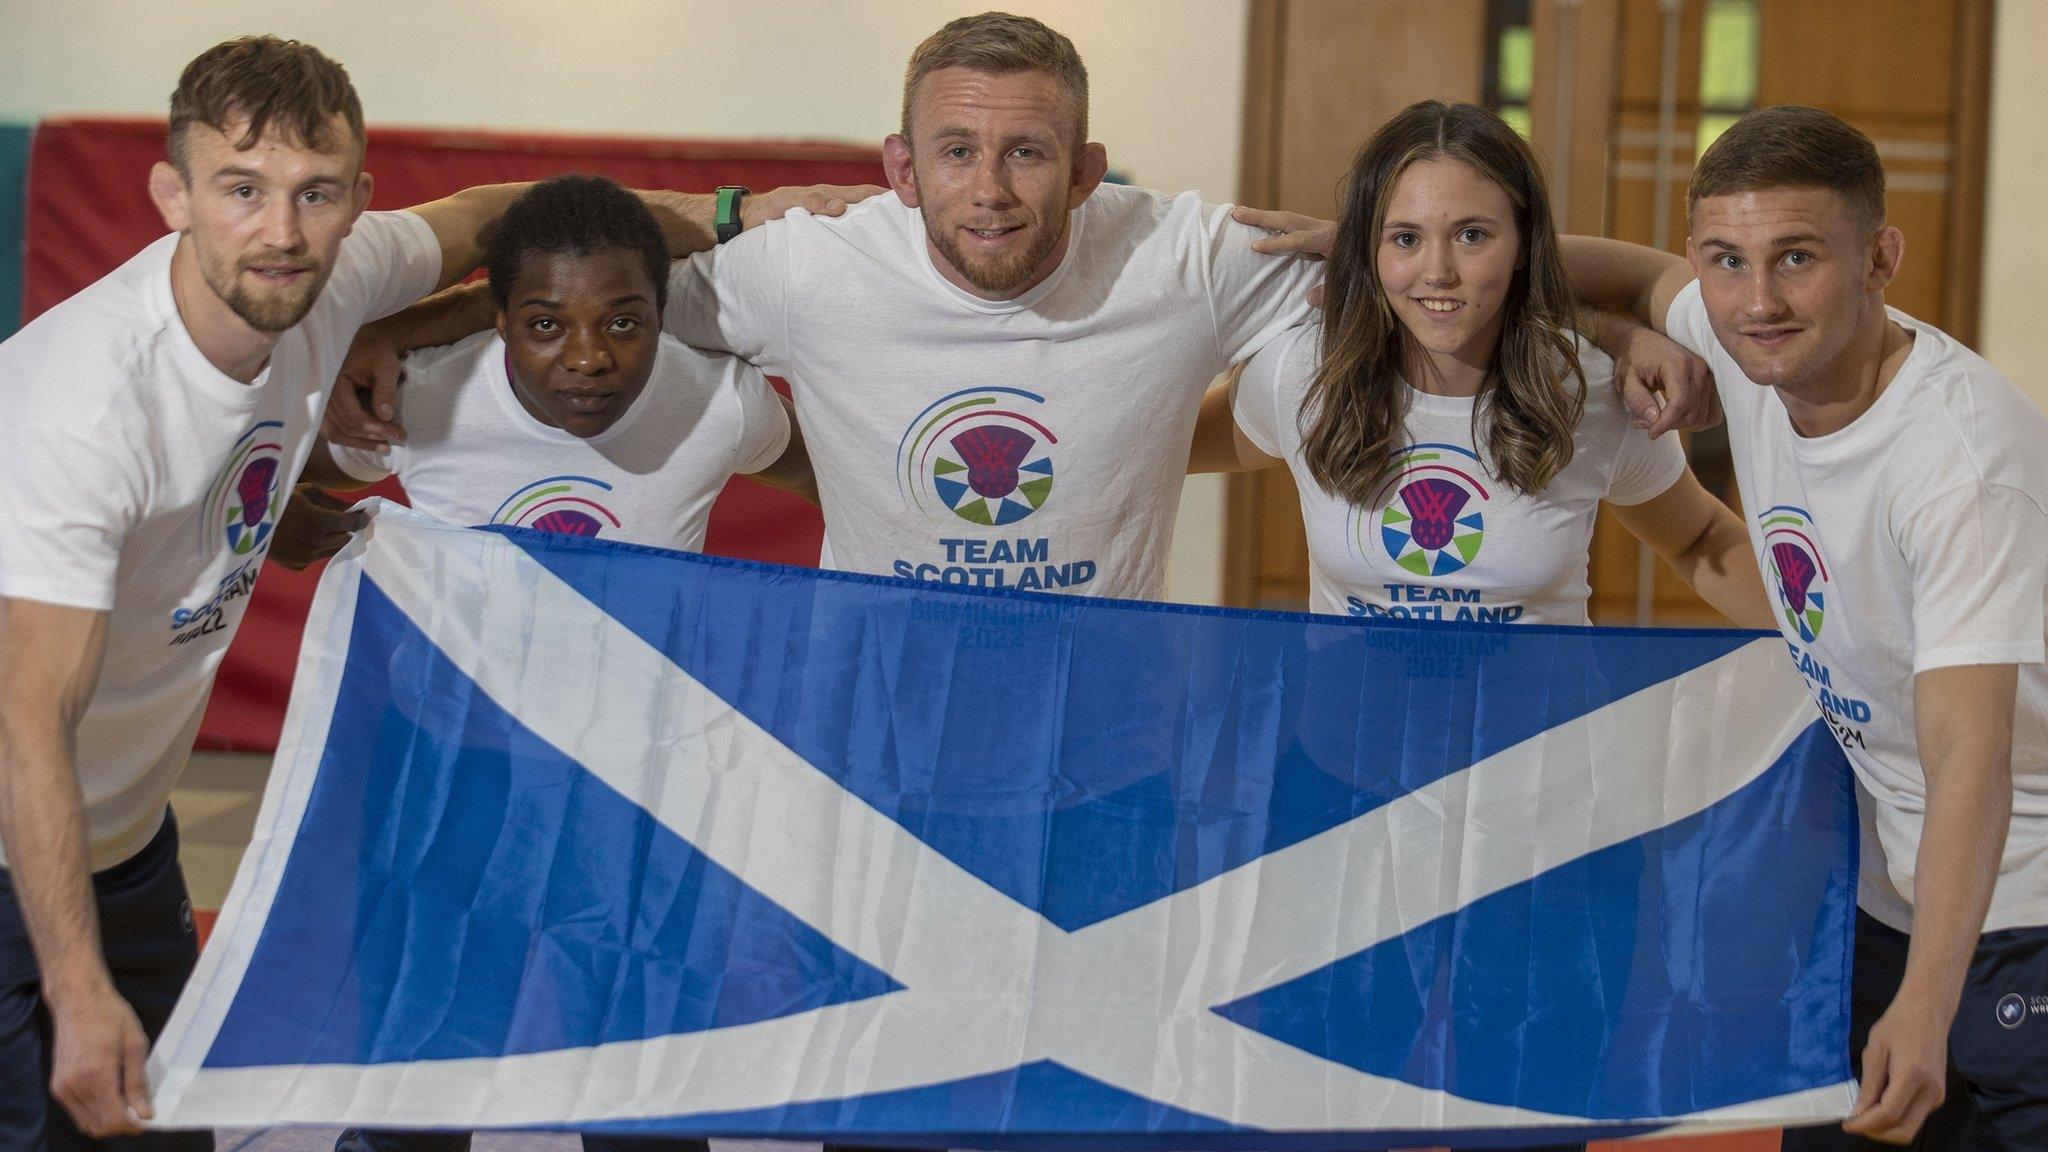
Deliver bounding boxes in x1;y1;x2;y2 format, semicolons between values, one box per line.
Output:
496;248;662;438
1687;185;1901;395
152;113;369;334
1375;156;1523;393
882;66;1107;300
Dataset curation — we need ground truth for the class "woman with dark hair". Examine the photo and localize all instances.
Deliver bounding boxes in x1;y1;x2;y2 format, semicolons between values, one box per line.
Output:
1211;101;1767;628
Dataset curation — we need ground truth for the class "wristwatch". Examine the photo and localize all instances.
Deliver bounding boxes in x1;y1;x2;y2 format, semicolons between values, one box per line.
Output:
714;186;749;244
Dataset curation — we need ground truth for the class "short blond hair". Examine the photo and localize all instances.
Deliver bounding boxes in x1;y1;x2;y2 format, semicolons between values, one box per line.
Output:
901;11;1089;147
169;36;364;174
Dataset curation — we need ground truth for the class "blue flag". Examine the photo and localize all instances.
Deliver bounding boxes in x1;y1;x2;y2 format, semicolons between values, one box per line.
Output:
149;503;1856;1148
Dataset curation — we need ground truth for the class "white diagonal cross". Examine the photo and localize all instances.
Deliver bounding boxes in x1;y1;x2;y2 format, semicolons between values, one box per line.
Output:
150;513;1848;1136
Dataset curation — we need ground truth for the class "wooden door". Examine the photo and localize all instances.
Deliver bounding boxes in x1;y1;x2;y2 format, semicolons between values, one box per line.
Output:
1230;0;1993;622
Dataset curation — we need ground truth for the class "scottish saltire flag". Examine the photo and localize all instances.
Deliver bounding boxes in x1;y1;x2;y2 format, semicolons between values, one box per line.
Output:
149;504;1858;1148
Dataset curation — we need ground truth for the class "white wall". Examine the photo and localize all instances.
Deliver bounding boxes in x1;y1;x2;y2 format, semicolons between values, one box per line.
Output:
1978;0;2048;414
0;1;1247;204
0;0;1248;602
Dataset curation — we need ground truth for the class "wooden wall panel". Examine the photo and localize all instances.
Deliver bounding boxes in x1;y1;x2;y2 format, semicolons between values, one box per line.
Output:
1759;0;1955;115
1273;0;1488;217
1605;0;1704;255
1942;0;1992;348
1528;0;1624;235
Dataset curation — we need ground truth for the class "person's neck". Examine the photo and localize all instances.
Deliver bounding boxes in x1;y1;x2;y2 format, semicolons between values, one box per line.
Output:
1777;305;1915;439
1405;341;1488;398
169;237;278;384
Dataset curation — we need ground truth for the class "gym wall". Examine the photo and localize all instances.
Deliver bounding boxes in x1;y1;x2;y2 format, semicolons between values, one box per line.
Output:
1981;0;2048;411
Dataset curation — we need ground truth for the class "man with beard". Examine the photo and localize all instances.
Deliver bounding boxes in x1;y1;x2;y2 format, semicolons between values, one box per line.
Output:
0;36;853;1149
665;11;1323;598
331;11;1322;601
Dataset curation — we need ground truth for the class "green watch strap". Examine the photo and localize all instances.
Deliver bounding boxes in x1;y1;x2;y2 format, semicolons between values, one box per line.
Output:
714;186;749;244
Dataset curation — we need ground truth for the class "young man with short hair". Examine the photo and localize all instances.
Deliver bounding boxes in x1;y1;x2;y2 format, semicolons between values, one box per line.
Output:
331;11;1323;602
1566;105;2048;1151
0;37;848;1148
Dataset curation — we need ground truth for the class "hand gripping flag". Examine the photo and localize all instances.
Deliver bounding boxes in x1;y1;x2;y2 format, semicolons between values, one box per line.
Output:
149;504;1857;1148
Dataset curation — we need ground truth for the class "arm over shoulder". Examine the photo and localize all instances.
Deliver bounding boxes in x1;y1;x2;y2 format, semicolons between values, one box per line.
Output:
321;210;446;329
665;217;792;369
1201;199;1320;367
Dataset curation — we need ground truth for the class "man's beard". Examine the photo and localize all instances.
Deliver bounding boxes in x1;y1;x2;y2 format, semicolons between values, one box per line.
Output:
927;216;1068;296
199;247;329;333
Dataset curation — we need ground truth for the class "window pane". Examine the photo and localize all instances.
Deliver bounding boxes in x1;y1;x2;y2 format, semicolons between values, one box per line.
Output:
1498;26;1533;103
1700;0;1759;110
1501;104;1533;140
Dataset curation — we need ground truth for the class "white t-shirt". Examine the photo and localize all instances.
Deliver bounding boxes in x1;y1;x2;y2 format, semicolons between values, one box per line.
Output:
1234;322;1685;623
0;212;442;871
665;184;1318;601
329;331;789;551
1668;281;2048;933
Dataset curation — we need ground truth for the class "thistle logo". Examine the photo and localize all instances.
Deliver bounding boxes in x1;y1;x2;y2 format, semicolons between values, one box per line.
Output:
897;387;1057;526
492;476;622;538
1362;443;1490;578
1759;505;1830;643
202;421;286;557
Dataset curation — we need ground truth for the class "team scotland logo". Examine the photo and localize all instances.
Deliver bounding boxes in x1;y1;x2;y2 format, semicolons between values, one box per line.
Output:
202;421;286;557
491;476;622;537
897;387;1057;526
1759;506;1830;643
1362;443;1490;578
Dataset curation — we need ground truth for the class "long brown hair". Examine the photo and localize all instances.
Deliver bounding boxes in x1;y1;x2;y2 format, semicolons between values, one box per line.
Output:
1301;101;1584;503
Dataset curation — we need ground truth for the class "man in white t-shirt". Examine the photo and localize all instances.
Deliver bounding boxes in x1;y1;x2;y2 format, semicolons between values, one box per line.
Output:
0;39;849;1147
1567;106;2048;1151
278;174;809;565
669;13;1322;600
328;12;1323;602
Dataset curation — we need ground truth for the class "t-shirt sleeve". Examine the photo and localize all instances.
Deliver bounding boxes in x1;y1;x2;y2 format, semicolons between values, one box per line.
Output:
0;417;141;611
664;216;792;371
1232;322;1315;460
1605;423;1687;505
1662;279;1716;360
730;363;793;475
320;210;444;328
1899;482;2048;672
1592;341;1686;505
327;438;394;485
1201;201;1320;367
